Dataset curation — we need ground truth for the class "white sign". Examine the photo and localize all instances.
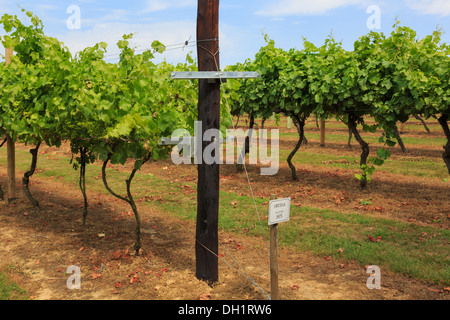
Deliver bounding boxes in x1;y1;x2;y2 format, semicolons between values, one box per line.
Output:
268;197;291;225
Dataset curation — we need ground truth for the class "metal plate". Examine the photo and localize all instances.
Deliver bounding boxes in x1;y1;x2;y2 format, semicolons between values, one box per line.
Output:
171;71;260;80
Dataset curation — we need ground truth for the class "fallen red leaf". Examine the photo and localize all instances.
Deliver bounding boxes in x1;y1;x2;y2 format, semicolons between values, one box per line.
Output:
368;235;382;242
91;272;102;280
130;275;138;284
113;250;122;259
115;282;122;288
199;293;212;300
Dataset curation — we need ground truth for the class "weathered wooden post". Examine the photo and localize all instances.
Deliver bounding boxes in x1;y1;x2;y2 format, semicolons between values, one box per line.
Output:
195;0;221;284
268;194;291;300
269;194;279;300
170;0;259;284
320;118;326;147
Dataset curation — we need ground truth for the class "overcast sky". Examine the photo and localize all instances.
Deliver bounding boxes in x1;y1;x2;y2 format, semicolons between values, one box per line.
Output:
0;0;449;67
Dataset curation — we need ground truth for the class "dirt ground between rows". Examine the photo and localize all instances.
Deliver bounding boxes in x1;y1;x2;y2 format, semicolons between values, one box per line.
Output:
0;177;447;301
0;140;449;300
1;117;449;300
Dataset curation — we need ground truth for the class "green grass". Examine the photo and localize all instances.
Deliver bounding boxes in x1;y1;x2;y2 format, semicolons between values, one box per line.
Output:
141;174;450;285
1;146;449;286
282;207;449;284
265;117;443;134
278;148;448;179
0;272;29;300
227;126;447;179
280;132;447;147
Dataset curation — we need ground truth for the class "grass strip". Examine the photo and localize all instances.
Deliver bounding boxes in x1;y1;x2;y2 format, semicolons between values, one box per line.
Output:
1;148;448;285
0;271;29;300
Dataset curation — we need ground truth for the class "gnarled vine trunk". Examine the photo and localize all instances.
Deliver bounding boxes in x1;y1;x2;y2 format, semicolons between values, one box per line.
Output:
237;114;255;172
347;114;370;189
102;153;151;256
347;127;353;150
23;142;42;208
415;115;431;134
393;125;407;153
79;147;88;226
287;114;305;181
438;114;450;175
0;137;6;200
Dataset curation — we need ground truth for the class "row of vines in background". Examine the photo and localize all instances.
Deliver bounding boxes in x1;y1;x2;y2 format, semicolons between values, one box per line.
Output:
0;10;234;255
225;23;450;187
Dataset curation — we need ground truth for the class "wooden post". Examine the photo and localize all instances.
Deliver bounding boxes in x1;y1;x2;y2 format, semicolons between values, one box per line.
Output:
320;118;326;147
269;194;280;300
195;0;220;284
5;48;16;203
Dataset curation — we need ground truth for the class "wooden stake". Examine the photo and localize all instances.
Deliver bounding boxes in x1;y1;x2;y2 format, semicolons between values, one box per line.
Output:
269;194;280;300
287;117;292;129
320;118;326;147
5;47;13;65
5;48;16;202
195;0;220;284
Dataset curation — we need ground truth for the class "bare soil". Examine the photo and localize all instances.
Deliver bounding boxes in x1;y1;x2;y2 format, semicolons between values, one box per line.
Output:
0;133;449;300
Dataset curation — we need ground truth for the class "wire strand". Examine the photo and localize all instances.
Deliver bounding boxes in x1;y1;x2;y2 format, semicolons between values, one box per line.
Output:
205;48;274;299
213;51;271;258
102;37;217;61
196;240;270;300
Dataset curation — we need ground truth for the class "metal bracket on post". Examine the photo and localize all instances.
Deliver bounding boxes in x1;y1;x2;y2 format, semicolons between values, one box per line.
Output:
171;71;260;80
171;71;259;84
